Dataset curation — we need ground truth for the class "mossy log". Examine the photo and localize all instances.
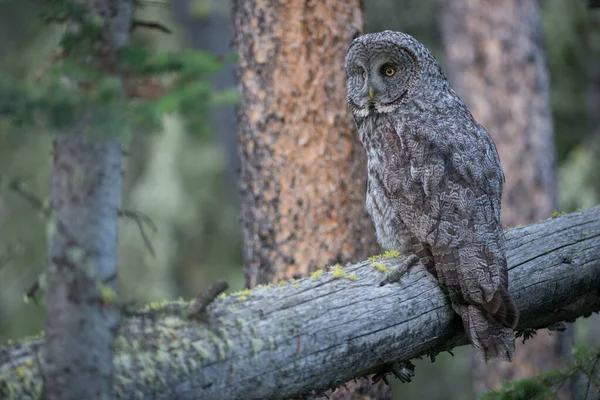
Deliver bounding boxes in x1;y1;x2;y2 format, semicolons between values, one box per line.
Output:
1;206;600;399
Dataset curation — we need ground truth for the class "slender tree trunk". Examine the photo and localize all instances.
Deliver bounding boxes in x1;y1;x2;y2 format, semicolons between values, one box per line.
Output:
232;1;390;398
42;1;132;398
45;133;123;399
438;0;574;396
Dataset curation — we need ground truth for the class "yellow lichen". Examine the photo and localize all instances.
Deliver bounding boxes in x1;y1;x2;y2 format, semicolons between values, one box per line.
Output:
551;211;567;218
371;262;388;273
236;317;248;333
234;288;251;302
332;264;347;279
268;336;276;350
140;299;186;312
256;283;272;290
251;338;264;355
366;250;400;262
207;333;227;361
232;288;251;297
311;270;323;279
328;263;342;270
216;342;226;360
162;316;182;328
99;283;117;302
191;342;211;359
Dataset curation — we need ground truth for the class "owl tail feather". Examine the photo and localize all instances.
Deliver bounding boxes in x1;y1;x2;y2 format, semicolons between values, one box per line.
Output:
481;286;519;329
454;301;517;362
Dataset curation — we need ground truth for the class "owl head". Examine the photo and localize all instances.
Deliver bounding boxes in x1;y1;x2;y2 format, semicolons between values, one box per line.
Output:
345;31;437;118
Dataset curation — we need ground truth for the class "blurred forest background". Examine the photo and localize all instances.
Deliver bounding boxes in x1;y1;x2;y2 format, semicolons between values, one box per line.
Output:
0;0;599;399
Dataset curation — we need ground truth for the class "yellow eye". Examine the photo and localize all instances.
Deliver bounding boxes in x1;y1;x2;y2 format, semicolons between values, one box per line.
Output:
384;66;396;76
361;72;366;79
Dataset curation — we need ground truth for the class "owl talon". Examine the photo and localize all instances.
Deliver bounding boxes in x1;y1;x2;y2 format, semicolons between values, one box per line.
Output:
372;360;415;384
379;254;419;286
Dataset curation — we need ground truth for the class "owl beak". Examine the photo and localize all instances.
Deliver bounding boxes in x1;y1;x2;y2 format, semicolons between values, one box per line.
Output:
369;87;375;99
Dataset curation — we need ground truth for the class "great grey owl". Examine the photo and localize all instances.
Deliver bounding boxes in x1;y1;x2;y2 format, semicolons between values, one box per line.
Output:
345;31;519;362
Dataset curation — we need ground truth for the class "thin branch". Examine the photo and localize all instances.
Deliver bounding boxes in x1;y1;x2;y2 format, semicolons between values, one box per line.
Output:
131;19;172;33
0;175;49;217
186;280;229;318
585;355;600;400
24;279;40;303
379;254;418;286
118;209;157;257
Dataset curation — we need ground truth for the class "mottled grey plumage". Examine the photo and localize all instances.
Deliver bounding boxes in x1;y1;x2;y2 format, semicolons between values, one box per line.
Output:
345;31;519;362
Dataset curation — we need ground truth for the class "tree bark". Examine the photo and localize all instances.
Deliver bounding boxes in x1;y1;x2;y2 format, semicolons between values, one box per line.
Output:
232;0;376;285
231;1;387;398
437;0;569;395
42;1;132;398
1;207;599;400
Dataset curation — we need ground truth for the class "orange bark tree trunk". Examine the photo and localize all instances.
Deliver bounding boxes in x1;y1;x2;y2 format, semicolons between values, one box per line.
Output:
439;0;574;396
232;1;391;398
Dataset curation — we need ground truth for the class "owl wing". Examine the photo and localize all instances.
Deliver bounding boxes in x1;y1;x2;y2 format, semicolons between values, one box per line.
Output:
403;122;517;327
403;122;518;361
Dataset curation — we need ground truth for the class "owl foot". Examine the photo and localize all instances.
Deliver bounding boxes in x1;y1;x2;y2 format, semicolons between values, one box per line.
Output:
379;254;419;286
371;360;415;385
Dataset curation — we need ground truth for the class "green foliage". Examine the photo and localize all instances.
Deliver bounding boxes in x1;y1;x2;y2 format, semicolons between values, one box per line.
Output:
479;346;600;400
39;0;88;25
0;0;237;138
0;75;81;130
121;46;238;135
40;0;106;65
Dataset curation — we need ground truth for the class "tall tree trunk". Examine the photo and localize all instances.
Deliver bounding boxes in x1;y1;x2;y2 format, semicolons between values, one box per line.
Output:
232;1;390;398
438;0;574;396
42;1;132;398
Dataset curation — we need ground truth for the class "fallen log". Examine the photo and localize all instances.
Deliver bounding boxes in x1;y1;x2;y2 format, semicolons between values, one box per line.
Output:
1;206;599;399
